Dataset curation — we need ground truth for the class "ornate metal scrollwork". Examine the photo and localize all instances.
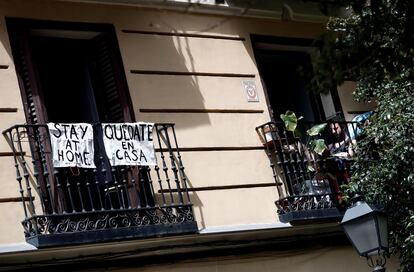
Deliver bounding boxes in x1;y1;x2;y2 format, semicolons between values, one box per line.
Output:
23;204;195;237
276;194;338;215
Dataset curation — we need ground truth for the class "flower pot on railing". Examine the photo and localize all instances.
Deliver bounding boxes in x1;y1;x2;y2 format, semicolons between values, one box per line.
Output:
256;122;280;148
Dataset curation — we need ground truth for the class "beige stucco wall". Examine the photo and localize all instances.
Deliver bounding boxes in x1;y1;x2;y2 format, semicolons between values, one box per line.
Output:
337;81;376;121
0;0;326;244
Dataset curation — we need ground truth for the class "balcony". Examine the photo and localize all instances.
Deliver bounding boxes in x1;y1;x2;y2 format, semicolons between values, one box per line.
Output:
2;124;197;248
256;120;360;224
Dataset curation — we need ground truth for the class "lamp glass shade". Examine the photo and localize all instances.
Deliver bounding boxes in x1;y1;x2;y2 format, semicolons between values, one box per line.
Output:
342;214;379;256
377;213;389;249
341;202;388;257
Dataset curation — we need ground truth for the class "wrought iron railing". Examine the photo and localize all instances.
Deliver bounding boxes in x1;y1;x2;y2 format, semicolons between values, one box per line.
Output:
2;123;197;247
256;120;361;223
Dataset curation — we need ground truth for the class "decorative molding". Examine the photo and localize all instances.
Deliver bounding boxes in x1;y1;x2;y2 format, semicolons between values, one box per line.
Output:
159;183;277;193
122;29;245;41
140;109;264;114
0;108;18;113
0;152;25;157
60;0;328;23
130;70;255;78
0;196;34;203
156;146;264;152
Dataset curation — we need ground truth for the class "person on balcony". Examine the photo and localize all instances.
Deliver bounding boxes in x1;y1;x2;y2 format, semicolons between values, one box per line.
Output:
327;121;354;158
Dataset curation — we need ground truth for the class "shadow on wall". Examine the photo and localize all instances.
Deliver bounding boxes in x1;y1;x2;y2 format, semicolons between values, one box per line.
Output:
123;30;213;129
119;8;267;130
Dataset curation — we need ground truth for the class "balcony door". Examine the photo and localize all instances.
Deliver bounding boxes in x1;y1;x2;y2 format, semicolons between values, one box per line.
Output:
7;19;138;213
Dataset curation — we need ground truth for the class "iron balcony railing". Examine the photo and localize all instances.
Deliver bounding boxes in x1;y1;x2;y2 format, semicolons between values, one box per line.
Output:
3;123;197;247
256;120;361;224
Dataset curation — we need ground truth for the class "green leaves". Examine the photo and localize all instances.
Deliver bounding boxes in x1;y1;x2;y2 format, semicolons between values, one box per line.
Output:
306;124;327;154
280;110;303;138
280;111;300;132
310;139;327;155
312;0;414;269
307;123;327;136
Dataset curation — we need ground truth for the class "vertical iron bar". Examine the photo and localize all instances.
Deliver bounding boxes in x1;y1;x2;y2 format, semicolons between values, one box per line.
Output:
16;127;37;216
93;167;104;211
65;169;76;213
281;125;300;194
75;172;85;212
37;126;56;214
269;124;287;197
54;168;67;213
162;125;183;205
265;124;280;184
154;164;167;206
144;166;158;206
155;125;174;205
9;129;28;219
273;123;291;195
171;125;191;204
30;127;46;213
130;167;142;209
297;123;315;191
138;168;150;207
84;169;95;211
100;156;113;210
111;166;123;209
119;167;132;209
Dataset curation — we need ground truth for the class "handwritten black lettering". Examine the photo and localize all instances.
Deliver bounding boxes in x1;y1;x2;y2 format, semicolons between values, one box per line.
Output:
52;123;62;138
69;126;78;140
65;140;72;150
104;125;113;139
139;124;146;141
79;125;88;139
74;152;84;164
57;149;64;161
139;150;147;162
66;150;74;162
61;124;70;138
72;140;79;151
147;124;153;141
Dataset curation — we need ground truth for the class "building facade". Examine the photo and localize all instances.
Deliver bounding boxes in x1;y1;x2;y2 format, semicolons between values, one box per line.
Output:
0;0;398;271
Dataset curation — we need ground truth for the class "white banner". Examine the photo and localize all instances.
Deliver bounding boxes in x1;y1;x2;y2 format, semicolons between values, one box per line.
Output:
47;123;96;168
102;122;156;166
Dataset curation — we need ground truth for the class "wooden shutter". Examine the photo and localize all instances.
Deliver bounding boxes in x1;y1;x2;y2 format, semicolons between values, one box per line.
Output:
7;21;47;125
92;33;134;123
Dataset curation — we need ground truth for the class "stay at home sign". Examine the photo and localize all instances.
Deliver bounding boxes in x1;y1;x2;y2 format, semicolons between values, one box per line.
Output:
47;123;96;168
102;123;156;166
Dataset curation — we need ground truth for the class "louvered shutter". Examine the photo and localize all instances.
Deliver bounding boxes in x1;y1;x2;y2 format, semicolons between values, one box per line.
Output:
92;33;133;123
7;23;46;125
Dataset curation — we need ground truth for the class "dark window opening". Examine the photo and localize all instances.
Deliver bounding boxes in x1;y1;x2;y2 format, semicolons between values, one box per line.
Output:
255;49;320;121
251;35;343;123
32;37;100;123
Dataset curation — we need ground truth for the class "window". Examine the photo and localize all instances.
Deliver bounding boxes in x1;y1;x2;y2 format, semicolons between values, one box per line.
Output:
251;35;343;122
7;18;134;125
7;18;140;213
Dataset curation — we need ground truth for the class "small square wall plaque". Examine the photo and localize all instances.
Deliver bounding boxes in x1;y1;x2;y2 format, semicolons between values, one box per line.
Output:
243;80;259;102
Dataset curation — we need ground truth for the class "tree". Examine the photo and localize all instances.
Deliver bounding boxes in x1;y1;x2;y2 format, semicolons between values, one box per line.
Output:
310;1;414;270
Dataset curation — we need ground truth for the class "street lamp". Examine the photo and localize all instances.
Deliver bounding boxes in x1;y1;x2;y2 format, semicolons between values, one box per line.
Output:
340;196;388;272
